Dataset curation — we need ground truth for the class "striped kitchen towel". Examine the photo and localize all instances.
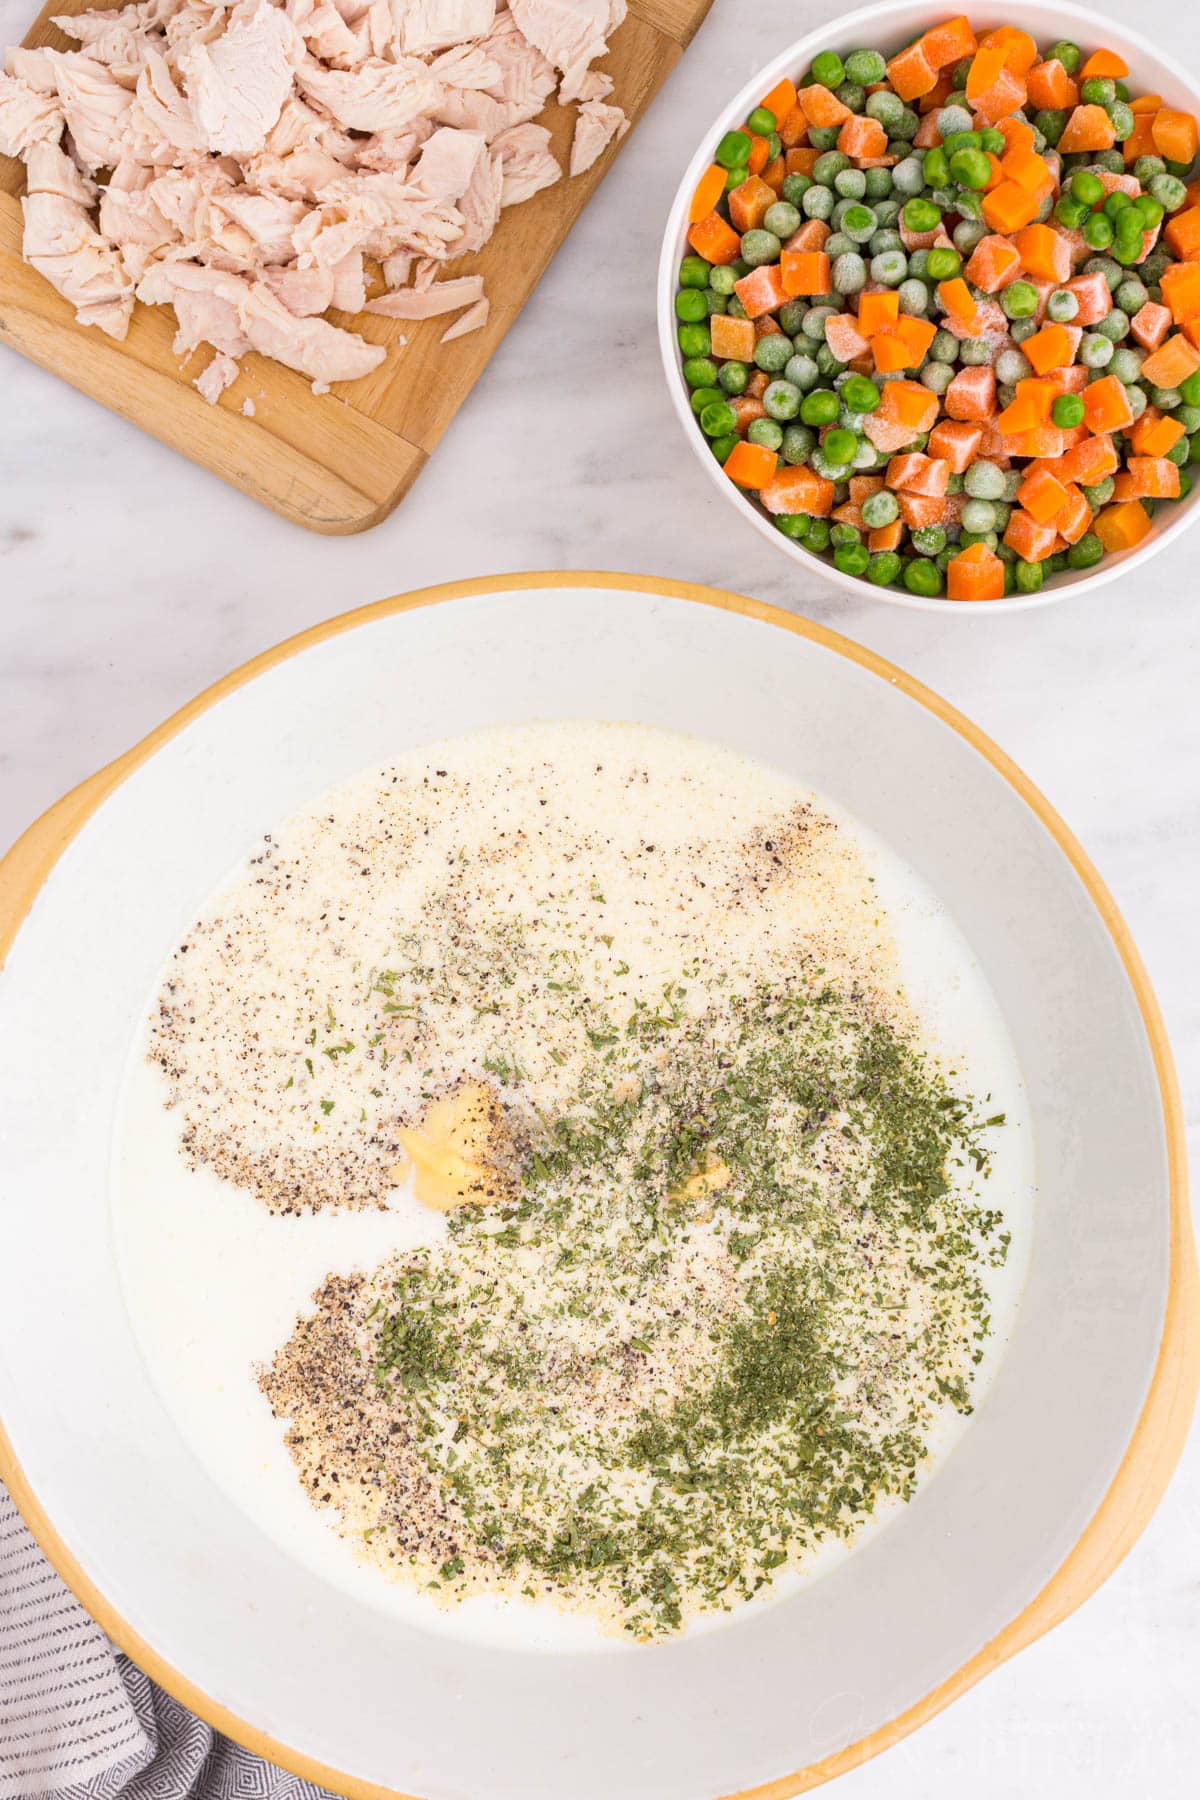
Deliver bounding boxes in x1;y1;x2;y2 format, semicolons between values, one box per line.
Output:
0;1484;335;1800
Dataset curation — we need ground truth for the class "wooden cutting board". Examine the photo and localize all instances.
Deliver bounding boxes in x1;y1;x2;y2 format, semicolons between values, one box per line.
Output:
0;0;713;532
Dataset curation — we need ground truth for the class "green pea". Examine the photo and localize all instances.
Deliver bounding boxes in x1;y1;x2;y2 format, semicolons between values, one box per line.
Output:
1080;333;1114;369
1114;278;1148;314
949;147;992;190
675;288;709;322
911;524;946;556
1081;477;1115;508
813;150;850;184
925;246;962;282
763;379;802;420
1167;437;1191;467
864;167;894;201
1150;172;1187;212
823;426;858;464
1179;370;1200;407
1067;533;1105;570
689;385;723;416
1082;212;1114;250
1135;154;1167;183
871;249;908;286
1080;77;1116;107
902;196;942;233
1149;384;1182;409
800;387;839;426
681;355;717;388
1047;288;1079;323
898;278;928;315
678;323;711;358
810;50;845;88
833;543;871;578
747;418;784;450
784;352;819;390
1014;559;1044;593
866;88;905;128
861;488;899;528
1035;109;1068;147
717;361;749;395
746;106;777;135
806;519;831;551
715;130;752;169
1001;281;1039;320
1103;189;1131;221
834;167;868;200
923;147;950;188
1070;169;1104;208
699;400;737;438
754;334;793;373
1052;393;1085;428
867;551;902;585
835;81;866;114
841;204;878;244
1136;194;1165;230
829;522;862;549
904;559;944;596
802;184;835;221
774;513;810;539
709;432;739;463
782;173;813;206
1048;40;1081;74
779;300;808;335
1094;307;1130;343
1108;102;1135;143
845;48;886;85
780;425;816;464
961;498;996;533
741;228;782;267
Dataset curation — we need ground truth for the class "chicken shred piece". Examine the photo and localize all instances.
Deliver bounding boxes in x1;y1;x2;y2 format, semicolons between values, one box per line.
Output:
1;0;628;390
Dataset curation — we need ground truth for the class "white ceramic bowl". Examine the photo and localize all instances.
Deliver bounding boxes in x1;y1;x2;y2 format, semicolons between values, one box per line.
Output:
0;574;1194;1800
658;0;1200;612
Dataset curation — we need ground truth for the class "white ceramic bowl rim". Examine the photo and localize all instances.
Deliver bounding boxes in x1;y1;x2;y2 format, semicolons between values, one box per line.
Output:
0;575;1193;1800
657;0;1200;612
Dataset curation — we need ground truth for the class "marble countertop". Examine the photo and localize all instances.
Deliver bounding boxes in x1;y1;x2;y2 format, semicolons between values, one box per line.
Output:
1;0;1197;1792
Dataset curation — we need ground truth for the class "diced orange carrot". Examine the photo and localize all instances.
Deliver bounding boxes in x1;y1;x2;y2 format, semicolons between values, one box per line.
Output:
1081;374;1136;434
742;372;770;402
966;43;1006;97
886;452;950;494
978;26;1039;73
963;234;1021;291
1124;111;1160;165
1022;322;1082;374
724;440;778;489
759;463;834;515
1013;222;1072;283
1065;272;1113;325
871;329;914;374
928;419;982;471
1081;48;1129;79
944;364;997;420
837;114;888;160
740;136;767;177
857;290;900;335
1113;456;1182;499
974;65;1029;124
982;180;1039;233
785;150;820;180
1057;104;1117;154
1094;499;1153;551
921;15;977;70
753;314;782;338
824;313;871;363
937;276;979;329
1160;262;1200;323
784;219;831;253
799;83;852;128
1059;433;1119;485
709;313;757;361
831;501;867;529
868;520;904;552
734;263;788;317
887;40;938;101
728;175;777;233
1016;465;1070;522
918;73;955;117
913;112;943;148
999;376;1058;435
1131;410;1186;456
1165;206;1200;261
688;165;725;225
947;541;1006;600
894;315;938;363
1004;509;1059;561
780;250;831;297
1005;424;1067;458
897;492;954;529
1152;109;1200;166
1140;331;1200;388
1002;145;1055;200
730;391;765;429
1128;301;1170;351
779;106;809;149
879;379;939;434
849;474;885;504
687;212;741;265
1050;485;1090;544
760;77;799;123
761;155;787;194
1026;60;1079;111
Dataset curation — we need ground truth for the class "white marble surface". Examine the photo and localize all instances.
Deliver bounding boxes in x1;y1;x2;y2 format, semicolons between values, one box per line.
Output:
1;0;1198;1792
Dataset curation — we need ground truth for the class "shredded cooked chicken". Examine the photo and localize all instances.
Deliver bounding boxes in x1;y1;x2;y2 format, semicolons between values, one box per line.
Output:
0;0;627;396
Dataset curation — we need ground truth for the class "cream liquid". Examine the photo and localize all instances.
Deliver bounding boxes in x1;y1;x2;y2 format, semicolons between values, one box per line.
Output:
112;722;1034;1650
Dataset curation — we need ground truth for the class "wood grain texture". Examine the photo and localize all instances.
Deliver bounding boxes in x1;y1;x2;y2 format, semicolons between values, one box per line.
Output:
0;574;1195;1800
0;0;713;530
